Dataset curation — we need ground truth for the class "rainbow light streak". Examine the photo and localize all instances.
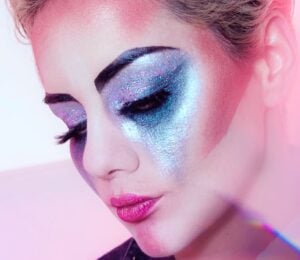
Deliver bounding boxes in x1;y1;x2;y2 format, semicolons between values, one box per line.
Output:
248;216;300;252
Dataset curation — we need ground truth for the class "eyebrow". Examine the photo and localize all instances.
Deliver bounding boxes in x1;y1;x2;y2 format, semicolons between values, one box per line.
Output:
44;93;77;104
94;46;176;90
44;46;176;104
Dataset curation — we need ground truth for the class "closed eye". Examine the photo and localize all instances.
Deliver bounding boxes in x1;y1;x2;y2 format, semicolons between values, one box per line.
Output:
119;89;170;115
56;121;87;144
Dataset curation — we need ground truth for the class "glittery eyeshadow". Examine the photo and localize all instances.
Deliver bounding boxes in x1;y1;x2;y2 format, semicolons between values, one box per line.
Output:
101;49;202;177
50;101;87;128
120;63;185;127
68;48;203;179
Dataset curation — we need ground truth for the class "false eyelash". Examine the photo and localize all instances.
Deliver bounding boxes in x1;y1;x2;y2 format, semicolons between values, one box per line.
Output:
56;90;170;144
56;121;87;144
119;89;170;115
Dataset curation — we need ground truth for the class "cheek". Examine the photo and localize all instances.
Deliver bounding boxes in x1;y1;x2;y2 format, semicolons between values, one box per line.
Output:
201;65;251;156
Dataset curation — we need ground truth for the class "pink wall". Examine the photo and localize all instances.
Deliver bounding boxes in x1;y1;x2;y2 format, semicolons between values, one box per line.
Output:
0;161;129;259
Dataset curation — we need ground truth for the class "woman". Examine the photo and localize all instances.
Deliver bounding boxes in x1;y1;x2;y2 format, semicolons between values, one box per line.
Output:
8;0;300;259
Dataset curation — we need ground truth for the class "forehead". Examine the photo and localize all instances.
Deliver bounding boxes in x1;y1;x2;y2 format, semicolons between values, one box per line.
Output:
31;0;161;45
30;0;226;96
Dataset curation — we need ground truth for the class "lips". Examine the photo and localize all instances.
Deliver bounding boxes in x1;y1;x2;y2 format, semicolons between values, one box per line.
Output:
111;194;160;223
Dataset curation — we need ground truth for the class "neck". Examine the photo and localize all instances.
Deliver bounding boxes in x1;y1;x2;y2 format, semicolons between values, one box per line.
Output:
175;206;275;259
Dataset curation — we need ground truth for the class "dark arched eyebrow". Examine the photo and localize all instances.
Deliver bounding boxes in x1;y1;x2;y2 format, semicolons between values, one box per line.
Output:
44;93;77;104
44;46;176;104
94;46;176;91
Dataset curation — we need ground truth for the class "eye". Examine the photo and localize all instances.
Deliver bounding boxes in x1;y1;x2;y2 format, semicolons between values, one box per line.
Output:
119;89;170;115
56;121;87;144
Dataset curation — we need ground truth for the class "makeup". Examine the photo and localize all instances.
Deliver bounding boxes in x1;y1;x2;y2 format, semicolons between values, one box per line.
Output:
62;48;203;180
101;49;202;178
111;194;160;223
49;101;86;129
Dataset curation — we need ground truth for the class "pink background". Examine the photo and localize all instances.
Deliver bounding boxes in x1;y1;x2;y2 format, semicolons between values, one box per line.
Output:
0;161;130;259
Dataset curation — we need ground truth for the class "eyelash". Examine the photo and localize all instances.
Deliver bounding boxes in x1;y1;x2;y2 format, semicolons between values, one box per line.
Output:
56;89;170;144
56;121;87;144
119;89;170;115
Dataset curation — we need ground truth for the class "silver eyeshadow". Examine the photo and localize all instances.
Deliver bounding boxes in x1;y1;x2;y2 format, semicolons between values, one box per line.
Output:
100;50;203;178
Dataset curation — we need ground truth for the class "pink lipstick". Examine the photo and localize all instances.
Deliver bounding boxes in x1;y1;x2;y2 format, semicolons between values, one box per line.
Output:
111;194;159;223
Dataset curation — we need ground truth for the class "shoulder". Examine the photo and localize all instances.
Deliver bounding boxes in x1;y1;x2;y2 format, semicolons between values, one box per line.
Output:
97;238;175;260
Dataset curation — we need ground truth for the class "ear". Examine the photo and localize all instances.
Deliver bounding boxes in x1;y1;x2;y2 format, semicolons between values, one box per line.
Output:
255;12;297;107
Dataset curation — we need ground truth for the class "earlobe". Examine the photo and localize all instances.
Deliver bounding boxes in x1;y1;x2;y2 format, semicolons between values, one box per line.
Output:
257;13;296;107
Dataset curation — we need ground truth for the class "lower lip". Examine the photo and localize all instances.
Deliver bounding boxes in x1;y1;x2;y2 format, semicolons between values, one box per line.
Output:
116;198;159;223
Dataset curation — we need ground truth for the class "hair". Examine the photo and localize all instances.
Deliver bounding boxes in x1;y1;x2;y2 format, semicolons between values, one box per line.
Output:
8;0;293;59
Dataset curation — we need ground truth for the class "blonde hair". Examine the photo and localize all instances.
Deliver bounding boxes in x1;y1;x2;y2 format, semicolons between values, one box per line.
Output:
8;0;293;58
8;0;47;36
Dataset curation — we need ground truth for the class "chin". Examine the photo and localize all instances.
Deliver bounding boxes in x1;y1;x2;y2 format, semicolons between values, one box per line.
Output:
132;224;185;258
135;237;177;258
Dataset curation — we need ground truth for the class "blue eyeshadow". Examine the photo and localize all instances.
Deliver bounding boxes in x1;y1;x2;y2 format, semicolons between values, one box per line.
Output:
120;62;187;127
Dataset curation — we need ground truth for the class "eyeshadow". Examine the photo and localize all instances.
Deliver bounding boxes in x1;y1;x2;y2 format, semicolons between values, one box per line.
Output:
105;50;203;177
69;48;203;179
143;64;201;177
50;101;86;128
115;62;185;125
101;49;189;110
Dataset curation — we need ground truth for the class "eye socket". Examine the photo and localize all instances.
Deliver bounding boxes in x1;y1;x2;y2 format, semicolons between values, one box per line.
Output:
56;121;87;144
119;89;170;115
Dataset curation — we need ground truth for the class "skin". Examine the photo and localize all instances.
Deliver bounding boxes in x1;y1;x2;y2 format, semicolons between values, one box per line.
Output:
29;0;287;258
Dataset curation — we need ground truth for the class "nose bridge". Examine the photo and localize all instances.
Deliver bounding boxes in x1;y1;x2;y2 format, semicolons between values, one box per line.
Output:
82;107;139;179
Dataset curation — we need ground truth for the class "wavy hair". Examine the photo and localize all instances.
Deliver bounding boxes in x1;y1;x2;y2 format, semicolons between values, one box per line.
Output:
8;0;293;59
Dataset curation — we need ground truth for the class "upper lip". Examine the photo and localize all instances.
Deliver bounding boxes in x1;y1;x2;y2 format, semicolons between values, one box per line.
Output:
110;193;159;208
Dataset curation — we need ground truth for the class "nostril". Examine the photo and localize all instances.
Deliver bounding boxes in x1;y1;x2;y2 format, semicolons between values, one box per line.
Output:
107;168;120;176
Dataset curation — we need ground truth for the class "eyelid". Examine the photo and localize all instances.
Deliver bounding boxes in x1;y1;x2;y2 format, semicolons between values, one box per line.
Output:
48;101;87;129
119;88;170;116
122;88;165;107
117;62;186;115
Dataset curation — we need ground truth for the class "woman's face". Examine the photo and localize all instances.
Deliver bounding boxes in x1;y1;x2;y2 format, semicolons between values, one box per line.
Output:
32;0;265;257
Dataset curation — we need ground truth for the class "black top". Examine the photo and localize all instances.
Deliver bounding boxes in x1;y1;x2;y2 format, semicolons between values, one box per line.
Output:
97;238;175;260
97;236;300;259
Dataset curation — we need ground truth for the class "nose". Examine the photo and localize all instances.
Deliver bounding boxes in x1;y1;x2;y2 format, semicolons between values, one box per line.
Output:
82;109;139;180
